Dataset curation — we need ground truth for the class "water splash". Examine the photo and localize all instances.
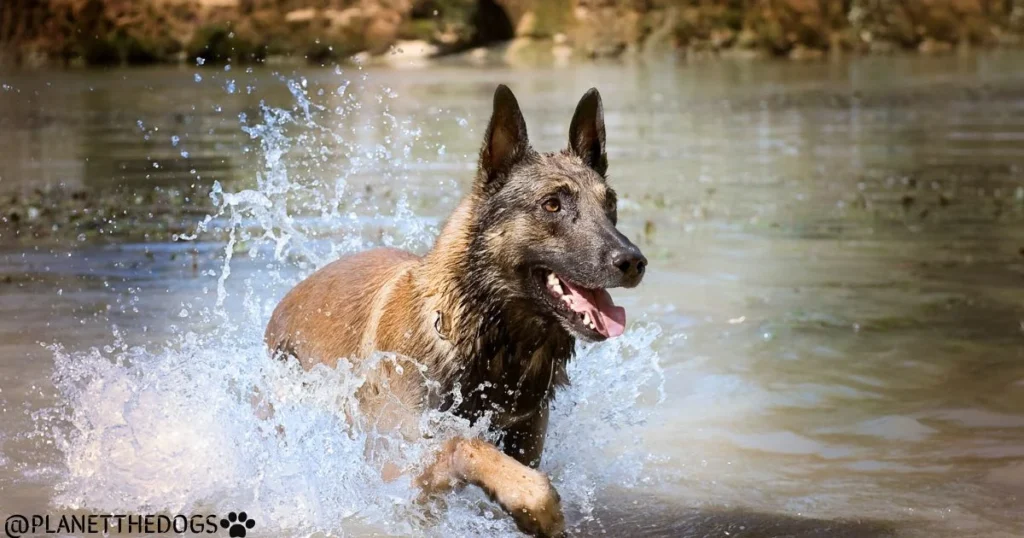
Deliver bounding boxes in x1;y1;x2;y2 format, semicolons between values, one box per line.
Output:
44;72;665;536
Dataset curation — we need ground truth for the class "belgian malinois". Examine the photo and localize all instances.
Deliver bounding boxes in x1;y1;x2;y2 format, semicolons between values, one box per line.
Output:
265;85;646;536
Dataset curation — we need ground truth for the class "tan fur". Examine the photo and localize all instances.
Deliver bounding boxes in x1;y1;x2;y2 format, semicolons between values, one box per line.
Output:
265;85;637;537
265;198;565;536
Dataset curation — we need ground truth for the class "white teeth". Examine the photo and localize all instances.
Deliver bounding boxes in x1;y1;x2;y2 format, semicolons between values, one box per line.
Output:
549;273;591;329
546;273;563;296
548;272;565;293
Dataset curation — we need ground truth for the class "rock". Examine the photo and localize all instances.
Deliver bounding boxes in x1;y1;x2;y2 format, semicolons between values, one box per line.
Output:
552;43;573;66
323;8;363;31
737;29;760;49
466;46;491;64
918;38;953;54
364;9;402;55
284;8;316;25
569;0;638;58
516;11;537;37
710;28;735;49
503;37;563;66
379;39;438;67
789;44;824;61
351;51;372;64
719;47;769;60
503;36;534;65
433;28;462;46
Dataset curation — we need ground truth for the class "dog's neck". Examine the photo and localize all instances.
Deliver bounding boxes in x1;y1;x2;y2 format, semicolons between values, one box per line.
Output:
421;197;573;421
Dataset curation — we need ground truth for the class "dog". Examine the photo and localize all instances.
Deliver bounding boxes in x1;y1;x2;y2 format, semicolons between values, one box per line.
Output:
265;84;647;537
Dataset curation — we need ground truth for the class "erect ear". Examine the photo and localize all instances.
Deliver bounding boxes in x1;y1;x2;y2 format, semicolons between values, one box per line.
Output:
568;87;607;176
477;84;529;195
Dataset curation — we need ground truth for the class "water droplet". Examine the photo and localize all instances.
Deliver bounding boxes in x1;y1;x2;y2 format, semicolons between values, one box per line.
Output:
178;309;189;318
194;73;203;83
196;57;206;66
171;136;180;146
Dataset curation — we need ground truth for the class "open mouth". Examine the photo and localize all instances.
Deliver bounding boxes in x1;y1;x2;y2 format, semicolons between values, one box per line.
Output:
539;271;626;340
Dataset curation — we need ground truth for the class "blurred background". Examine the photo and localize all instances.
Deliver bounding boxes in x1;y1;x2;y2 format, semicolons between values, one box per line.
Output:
2;2;1024;538
2;0;1024;68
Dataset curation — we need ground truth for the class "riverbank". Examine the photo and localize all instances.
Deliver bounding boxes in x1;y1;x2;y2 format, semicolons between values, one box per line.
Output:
2;1;1024;68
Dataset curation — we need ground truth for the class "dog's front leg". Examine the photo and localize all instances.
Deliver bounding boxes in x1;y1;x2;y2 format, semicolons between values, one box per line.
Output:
418;437;564;537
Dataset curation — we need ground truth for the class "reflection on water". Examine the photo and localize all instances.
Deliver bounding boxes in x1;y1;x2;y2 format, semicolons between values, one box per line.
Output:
2;52;1024;537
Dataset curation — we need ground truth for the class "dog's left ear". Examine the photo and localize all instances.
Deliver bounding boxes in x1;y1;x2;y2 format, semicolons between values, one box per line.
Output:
568;88;607;176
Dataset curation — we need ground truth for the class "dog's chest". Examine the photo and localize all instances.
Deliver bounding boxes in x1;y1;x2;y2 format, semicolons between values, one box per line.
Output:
438;341;567;428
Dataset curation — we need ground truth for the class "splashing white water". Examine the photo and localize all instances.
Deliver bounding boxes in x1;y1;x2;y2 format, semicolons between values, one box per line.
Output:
45;72;665;537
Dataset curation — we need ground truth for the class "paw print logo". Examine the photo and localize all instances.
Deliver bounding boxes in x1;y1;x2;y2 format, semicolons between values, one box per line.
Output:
219;512;256;537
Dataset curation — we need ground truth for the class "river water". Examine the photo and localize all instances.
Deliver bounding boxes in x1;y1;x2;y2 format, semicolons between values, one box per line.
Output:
1;52;1024;537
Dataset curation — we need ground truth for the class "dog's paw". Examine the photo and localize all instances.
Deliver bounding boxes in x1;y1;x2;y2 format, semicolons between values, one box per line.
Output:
500;469;564;537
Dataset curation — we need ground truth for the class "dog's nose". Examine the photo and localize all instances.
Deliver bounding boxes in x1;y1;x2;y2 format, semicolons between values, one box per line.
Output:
611;247;646;286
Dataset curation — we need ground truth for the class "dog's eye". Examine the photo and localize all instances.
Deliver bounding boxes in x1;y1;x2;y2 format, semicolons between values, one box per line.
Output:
542;198;561;213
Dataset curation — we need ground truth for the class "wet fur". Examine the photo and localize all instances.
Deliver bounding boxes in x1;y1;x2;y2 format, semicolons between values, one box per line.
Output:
266;85;643;537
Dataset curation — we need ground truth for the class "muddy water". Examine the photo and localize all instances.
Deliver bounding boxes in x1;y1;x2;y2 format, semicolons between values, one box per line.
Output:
2;52;1024;537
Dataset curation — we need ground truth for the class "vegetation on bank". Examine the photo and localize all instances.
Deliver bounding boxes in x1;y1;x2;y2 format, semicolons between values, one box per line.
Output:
2;0;1024;68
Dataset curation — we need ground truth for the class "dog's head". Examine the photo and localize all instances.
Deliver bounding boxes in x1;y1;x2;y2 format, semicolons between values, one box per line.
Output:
469;85;646;342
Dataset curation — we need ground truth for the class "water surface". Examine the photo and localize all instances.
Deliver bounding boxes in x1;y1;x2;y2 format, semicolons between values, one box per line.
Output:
2;53;1024;537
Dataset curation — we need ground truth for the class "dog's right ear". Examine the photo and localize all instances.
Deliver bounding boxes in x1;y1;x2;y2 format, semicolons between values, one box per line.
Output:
476;84;529;196
568;88;607;176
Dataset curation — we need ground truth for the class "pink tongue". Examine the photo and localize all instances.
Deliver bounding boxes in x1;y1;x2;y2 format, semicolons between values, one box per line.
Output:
561;280;626;338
